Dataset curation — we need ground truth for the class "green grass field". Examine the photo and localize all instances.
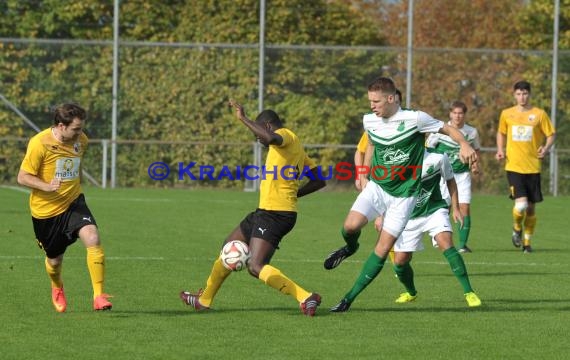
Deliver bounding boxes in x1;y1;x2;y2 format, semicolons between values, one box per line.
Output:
1;186;569;359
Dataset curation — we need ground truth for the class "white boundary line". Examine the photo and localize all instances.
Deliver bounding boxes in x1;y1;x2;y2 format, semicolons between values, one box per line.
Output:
0;185;30;193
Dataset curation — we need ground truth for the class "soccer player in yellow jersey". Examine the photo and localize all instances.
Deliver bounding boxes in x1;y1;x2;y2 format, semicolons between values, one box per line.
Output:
17;103;112;312
180;100;326;316
496;80;556;253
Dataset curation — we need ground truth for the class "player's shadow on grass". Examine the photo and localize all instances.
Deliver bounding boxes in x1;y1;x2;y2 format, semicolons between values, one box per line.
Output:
418;271;570;278
327;303;570;314
471;248;570;253
469;271;570;276
488;298;570;304
111;306;299;317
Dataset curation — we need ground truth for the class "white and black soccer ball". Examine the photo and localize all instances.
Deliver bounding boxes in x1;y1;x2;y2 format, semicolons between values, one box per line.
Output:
220;240;250;271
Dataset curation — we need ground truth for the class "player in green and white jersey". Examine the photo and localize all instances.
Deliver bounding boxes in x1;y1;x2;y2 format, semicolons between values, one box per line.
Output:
324;77;478;311
391;150;481;308
331;150;482;311
427;101;481;253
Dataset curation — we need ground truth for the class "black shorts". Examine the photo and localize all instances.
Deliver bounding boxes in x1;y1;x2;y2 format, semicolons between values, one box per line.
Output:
32;194;97;258
239;209;297;248
506;171;543;203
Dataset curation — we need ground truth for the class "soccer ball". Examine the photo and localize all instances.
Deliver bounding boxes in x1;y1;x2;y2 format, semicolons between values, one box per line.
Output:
220;240;250;271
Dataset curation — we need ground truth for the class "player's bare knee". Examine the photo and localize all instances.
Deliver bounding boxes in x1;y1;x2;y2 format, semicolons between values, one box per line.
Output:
393;252;411;266
46;255;63;266
78;224;100;246
392;259;406;266
435;233;453;250
514;200;528;213
344;215;367;233
80;233;100;247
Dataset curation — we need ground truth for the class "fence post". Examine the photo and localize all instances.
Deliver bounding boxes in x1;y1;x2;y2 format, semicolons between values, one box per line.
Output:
102;139;108;189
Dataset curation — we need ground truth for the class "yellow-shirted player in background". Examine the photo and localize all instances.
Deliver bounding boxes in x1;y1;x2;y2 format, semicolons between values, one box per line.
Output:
180;99;326;316
496;80;556;253
17;103;112;312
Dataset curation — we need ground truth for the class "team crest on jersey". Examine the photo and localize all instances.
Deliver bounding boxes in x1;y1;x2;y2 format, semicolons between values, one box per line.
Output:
426;164;435;174
63;159;74;172
528;115;536;122
73;142;81;153
415;188;431;208
397;121;405;132
382;146;410;165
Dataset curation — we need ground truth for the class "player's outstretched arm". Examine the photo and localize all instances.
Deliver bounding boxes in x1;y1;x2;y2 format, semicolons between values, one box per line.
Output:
297;167;326;198
440;124;477;166
229;99;282;146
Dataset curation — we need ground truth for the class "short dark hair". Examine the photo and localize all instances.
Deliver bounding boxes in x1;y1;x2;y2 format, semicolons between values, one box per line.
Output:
256;109;283;127
395;89;403;103
449;100;467;113
53;103;86;126
368;76;397;95
513;80;531;93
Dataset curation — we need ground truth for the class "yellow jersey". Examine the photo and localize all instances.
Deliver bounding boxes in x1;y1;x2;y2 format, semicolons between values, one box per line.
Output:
498;106;555;174
258;128;316;212
20;128;87;218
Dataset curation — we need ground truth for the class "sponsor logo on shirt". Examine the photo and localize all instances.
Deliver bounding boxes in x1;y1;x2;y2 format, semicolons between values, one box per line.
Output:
382;147;410;165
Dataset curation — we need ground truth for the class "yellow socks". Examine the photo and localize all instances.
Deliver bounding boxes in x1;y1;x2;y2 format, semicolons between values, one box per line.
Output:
388;248;395;263
200;257;232;307
86;245;105;298
523;214;537;246
258;264;310;303
512;207;525;232
45;257;63;288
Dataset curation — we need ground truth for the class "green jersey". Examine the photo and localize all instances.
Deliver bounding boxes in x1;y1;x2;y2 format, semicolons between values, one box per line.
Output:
427;122;480;174
363;109;444;197
410;150;454;219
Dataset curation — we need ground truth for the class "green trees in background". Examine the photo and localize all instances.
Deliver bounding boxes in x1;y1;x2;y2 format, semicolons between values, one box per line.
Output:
0;0;568;190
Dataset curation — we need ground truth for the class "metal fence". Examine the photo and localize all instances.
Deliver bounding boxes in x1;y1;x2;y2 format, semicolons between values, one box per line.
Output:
2;137;569;195
1;1;568;194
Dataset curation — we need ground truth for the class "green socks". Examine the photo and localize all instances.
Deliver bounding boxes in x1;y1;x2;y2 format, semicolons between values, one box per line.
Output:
344;251;386;303
393;262;417;296
458;215;471;248
341;227;361;253
443;247;473;293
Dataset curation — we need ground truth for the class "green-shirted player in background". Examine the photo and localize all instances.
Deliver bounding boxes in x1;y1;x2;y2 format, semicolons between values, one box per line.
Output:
427;100;481;253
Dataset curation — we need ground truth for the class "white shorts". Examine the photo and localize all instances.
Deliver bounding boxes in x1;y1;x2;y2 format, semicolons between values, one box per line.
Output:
351;181;416;237
454;172;472;204
394;208;452;252
439;172;472;205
